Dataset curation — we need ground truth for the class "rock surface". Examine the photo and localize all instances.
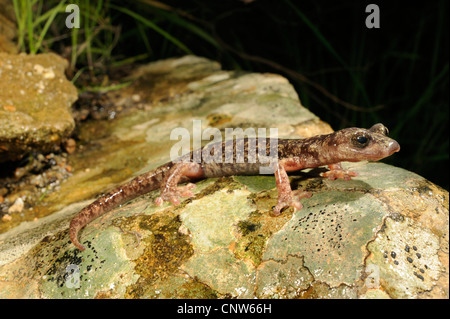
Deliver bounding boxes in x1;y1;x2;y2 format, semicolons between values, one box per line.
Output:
0;56;448;299
0;52;77;163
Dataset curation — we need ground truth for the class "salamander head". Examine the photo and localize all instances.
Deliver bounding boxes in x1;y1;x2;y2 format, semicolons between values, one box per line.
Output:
324;123;400;162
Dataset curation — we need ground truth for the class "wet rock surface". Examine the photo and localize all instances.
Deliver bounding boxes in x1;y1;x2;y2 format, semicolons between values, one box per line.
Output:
0;152;72;231
0;56;448;299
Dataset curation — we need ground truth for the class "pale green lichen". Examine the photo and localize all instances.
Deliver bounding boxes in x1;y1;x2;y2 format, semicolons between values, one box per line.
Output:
180;187;254;253
255;255;313;299
182;248;256;298
263;190;387;287
40;227;137;298
366;216;442;298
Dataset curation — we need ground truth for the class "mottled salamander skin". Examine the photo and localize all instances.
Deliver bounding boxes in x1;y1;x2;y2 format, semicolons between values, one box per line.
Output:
70;123;400;251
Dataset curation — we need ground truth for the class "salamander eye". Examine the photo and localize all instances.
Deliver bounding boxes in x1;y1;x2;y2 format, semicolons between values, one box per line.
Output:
352;134;370;148
356;136;368;144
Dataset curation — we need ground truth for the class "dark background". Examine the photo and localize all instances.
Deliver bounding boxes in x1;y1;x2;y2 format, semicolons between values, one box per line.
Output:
57;0;450;189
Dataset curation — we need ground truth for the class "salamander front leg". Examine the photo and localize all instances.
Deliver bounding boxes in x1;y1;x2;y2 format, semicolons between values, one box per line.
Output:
273;161;312;216
155;162;203;206
322;163;358;181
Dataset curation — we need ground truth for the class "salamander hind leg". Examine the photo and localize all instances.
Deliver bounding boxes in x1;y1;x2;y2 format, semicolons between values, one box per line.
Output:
156;183;196;206
155;162;203;206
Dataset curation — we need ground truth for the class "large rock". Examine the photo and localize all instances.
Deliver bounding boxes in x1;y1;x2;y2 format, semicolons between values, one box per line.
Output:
0;53;77;163
0;56;447;299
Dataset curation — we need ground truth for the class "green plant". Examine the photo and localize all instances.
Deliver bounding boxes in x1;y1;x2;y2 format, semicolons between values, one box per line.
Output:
12;0;67;54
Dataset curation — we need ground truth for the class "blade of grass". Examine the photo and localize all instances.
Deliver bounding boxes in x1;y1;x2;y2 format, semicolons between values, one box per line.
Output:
79;81;133;93
34;1;67;53
284;0;370;106
26;0;35;53
71;66;88;84
429;0;445;79
148;6;220;48
110;4;192;54
392;62;449;136
71;21;79;68
285;0;346;68
84;0;93;73
32;2;64;25
137;22;153;54
92;0;103;23
110;53;150;67
12;0;25;50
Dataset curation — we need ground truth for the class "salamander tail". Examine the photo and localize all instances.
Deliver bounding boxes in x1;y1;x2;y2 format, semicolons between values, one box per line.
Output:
68;163;172;250
69;216;87;251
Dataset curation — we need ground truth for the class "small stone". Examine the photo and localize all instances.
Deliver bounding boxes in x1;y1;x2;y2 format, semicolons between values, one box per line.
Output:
33;64;44;74
2;213;12;222
64;138;77;154
8;197;24;214
3;105;16;112
43;69;55;79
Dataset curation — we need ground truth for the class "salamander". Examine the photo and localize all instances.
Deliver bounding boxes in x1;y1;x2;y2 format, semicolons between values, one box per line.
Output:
69;123;400;251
